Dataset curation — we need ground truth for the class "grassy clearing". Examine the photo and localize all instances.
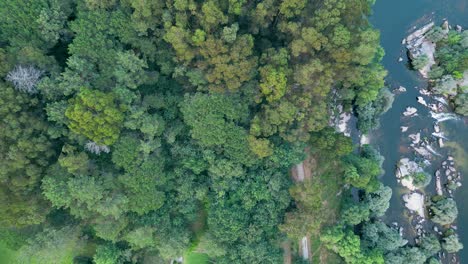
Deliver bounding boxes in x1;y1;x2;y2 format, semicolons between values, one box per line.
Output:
309;156;345;264
184;252;210;264
0;242;16;263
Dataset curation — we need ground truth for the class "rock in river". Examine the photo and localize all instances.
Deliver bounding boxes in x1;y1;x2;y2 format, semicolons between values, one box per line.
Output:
403;192;425;218
403;107;418;116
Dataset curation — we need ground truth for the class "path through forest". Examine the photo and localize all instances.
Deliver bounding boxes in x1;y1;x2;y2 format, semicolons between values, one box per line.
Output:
285;155;314;263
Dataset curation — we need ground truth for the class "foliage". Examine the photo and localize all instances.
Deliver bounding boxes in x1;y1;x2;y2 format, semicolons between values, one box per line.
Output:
65;88;125;145
454;93;468;116
361;221;407;252
356;88;394;133
321;226;384;264
0;0;389;263
0;83;56;227
429;196;458;225
426;27;446;43
412;55;429;70
343;153;382;193
441;233;463;253
16;226;85;264
280;180;324;239
364;183;392;217
384;246;427;264
340;202;370;225
310;128;353;159
419;234;441;258
408;172;432;188
430;29;467;90
94;244;122;264
432;75;458;96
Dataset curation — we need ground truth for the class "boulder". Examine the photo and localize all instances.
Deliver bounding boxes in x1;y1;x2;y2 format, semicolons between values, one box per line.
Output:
438;138;444;148
397;86;407;93
409;133;421;144
403;192;425;218
406;22;436;77
403;107;418;116
417;96;428;106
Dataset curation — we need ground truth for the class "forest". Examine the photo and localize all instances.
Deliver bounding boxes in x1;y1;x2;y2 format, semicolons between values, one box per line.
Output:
0;0;406;263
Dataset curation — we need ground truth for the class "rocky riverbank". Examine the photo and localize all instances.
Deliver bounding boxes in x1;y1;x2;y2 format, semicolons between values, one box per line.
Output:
391;20;467;263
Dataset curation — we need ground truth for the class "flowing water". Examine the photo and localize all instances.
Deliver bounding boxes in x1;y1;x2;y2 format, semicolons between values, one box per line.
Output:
370;0;468;261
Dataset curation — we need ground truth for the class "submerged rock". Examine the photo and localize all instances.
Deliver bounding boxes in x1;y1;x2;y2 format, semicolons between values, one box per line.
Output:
434;96;449;105
430;112;459;122
425;145;442;156
414;147;432;158
432;132;447;139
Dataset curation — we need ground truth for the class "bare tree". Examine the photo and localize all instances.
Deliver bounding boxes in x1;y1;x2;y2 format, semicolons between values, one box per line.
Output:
85;141;110;155
6;65;43;94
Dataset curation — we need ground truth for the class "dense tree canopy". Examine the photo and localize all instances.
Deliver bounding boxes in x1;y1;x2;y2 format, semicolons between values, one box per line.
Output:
0;0;389;263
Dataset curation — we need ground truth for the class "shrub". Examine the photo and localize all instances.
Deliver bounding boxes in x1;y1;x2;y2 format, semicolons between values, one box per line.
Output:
441;234;463;253
429;197;458;225
410;172;431;188
412;55;429;70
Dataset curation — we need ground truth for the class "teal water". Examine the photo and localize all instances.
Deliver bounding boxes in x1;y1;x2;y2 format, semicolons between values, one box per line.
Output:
371;0;468;261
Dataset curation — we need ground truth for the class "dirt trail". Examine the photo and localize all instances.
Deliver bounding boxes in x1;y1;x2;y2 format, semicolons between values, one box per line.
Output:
286;152;315;264
298;236;310;261
282;241;292;264
291;153;313;183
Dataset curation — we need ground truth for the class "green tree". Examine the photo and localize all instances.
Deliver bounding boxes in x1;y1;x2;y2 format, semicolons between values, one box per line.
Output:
362;221;407;252
426;27;445;43
0;83;56;227
409;172;432;188
365;184;392;217
65;88;125;145
341;203;370;225
429;197;458;225
259;66;288;102
454;93;468;116
321;226;384;264
419;234;441;258
93;244;122;264
412;55;429;70
385;247;427;264
441;233;463;253
16;226;85;264
343;154;381;193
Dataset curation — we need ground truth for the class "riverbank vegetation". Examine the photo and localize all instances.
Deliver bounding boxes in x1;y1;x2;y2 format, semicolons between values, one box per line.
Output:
420;25;468;115
0;0;390;263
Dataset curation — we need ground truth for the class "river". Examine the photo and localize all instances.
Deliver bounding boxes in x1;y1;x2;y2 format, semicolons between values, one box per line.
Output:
370;0;468;262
